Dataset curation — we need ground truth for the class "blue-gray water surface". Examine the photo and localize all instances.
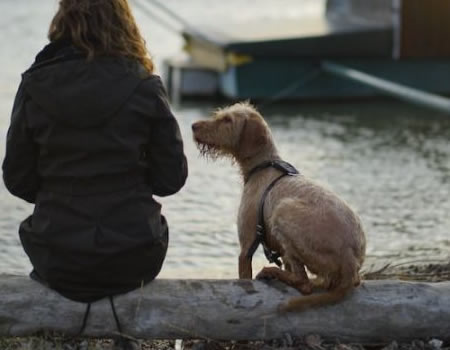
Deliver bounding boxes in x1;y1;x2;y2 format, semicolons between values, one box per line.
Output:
0;0;449;278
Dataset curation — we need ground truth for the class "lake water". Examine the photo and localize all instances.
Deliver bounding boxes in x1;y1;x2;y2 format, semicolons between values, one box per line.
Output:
0;0;449;279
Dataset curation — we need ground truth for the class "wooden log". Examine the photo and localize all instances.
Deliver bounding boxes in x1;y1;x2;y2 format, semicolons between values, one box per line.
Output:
0;275;449;343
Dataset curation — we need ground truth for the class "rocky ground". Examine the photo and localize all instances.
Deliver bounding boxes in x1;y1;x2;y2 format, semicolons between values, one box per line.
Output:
1;262;449;350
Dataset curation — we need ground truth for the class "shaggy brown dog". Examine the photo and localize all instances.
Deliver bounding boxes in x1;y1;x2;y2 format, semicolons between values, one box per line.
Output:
192;102;366;312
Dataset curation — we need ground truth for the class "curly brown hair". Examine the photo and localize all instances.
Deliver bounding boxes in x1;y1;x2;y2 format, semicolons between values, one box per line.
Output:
49;0;154;73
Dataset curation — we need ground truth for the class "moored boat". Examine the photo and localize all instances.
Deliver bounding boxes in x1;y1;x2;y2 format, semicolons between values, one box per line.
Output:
160;0;450;110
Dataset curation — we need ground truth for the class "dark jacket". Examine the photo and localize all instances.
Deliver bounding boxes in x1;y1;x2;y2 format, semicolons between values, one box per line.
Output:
2;40;188;302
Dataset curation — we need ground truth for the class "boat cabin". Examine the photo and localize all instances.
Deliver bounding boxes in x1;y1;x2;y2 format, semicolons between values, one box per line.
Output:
164;0;450;103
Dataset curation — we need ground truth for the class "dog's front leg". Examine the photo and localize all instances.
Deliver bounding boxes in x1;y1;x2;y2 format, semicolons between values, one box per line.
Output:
239;251;252;279
237;208;255;279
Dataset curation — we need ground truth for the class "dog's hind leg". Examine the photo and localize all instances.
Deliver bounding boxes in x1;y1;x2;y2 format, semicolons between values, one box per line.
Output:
256;266;312;295
309;276;331;291
284;261;294;273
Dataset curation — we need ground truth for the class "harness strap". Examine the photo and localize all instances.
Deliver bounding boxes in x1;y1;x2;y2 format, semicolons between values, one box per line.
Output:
245;160;298;184
245;160;299;267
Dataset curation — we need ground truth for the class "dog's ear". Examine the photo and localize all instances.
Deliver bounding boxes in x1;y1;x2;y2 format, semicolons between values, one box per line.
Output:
238;116;269;159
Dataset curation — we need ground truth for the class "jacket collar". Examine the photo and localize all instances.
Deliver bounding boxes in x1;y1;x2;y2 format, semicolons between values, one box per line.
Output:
26;39;84;74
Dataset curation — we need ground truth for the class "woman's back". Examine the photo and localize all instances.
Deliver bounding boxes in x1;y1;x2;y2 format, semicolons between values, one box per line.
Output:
22;40;185;189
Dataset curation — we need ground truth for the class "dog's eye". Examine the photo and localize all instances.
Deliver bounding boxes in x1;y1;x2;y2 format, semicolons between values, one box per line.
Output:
222;116;232;123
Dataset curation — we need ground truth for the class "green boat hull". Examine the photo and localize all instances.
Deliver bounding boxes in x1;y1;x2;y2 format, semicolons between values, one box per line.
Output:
219;59;450;100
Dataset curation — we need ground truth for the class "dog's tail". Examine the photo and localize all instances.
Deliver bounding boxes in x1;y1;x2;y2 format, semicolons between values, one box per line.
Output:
280;258;358;312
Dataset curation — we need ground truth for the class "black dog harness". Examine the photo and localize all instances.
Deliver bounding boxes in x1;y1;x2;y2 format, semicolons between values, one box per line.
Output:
245;160;299;267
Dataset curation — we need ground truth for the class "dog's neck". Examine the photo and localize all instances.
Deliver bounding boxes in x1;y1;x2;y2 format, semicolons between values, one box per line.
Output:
237;147;281;182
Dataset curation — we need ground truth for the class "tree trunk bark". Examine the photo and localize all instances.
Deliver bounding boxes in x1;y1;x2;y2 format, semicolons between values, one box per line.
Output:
1;276;449;343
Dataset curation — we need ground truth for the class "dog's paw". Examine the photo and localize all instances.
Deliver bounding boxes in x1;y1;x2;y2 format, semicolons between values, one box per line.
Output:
256;267;279;281
255;272;273;281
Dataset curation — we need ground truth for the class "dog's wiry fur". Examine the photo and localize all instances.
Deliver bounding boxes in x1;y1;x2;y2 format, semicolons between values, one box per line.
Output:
192;102;366;312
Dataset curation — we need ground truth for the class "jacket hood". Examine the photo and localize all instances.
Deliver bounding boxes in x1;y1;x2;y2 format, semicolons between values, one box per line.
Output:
22;43;147;129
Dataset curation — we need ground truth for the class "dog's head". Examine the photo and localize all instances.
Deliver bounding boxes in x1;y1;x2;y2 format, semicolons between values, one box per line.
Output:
192;101;272;161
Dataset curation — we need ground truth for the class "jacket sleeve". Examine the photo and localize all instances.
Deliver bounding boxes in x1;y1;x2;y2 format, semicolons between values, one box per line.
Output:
145;76;188;197
2;81;40;203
